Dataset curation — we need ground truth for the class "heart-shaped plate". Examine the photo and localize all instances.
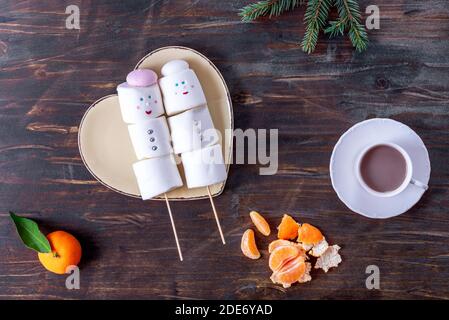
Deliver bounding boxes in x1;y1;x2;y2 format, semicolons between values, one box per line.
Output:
78;46;233;200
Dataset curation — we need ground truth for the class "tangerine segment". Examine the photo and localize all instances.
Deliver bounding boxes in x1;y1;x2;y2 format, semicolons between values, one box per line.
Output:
277;214;299;240
249;211;271;236
271;255;306;288
298;262;312;283
268;239;296;253
38;231;82;275
268;245;299;272
241;229;261;260
297;223;324;245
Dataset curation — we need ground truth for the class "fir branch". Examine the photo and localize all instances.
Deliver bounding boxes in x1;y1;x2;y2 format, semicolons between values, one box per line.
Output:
238;0;369;54
239;0;305;22
301;0;333;54
332;0;368;51
324;17;347;38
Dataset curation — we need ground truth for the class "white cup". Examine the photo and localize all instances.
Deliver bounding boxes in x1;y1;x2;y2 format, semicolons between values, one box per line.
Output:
355;142;428;197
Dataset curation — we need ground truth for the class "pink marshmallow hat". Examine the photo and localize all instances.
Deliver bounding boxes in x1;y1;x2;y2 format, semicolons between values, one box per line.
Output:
126;69;158;87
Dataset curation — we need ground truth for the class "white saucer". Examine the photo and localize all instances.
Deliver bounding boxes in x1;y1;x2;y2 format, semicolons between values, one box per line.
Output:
330;118;431;219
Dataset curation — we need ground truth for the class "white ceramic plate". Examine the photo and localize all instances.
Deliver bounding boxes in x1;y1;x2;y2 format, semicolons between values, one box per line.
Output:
330;118;431;219
78;46;233;200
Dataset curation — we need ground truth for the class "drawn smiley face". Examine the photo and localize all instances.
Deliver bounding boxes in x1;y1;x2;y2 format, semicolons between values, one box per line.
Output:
174;80;195;96
136;92;159;117
116;68;165;121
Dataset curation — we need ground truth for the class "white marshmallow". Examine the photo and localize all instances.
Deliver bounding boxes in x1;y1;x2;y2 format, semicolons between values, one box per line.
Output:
133;154;183;200
117;83;164;124
168;105;219;154
159;60;207;116
181;144;227;189
128;117;173;160
161;59;189;76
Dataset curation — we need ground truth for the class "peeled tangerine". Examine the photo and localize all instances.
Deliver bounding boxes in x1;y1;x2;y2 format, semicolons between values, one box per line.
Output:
241;229;261;260
269;245;300;272
242;213;342;288
297;223;329;257
270;255;312;288
277;214;299;240
249;211;271;236
268;241;311;288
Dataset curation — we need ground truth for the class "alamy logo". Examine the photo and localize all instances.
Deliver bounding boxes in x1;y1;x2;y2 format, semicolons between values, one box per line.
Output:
65;5;80;30
65;265;80;290
365;265;380;290
366;5;380;30
181;126;279;176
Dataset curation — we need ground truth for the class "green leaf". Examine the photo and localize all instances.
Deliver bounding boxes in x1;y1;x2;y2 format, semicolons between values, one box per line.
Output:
9;212;51;253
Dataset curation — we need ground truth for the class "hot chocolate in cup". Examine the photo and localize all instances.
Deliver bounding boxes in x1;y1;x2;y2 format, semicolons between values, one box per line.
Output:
355;142;428;197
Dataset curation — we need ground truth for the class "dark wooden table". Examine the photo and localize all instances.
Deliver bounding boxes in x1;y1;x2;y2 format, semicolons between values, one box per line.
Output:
1;0;448;300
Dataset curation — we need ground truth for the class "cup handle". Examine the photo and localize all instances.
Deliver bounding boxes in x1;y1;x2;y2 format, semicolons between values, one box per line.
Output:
410;178;428;191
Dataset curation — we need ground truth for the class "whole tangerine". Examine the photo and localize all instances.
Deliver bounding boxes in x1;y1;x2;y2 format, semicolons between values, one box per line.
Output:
38;231;82;275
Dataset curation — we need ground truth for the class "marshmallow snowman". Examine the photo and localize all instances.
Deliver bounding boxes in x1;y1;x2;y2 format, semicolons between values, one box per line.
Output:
117;69;164;124
133;154;183;200
117;69;183;200
168;105;220;154
159;60;227;190
128;117;173;160
159;60;207;116
181;144;227;189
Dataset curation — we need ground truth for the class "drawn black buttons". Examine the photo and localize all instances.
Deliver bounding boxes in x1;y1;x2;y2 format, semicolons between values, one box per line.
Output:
147;128;157;151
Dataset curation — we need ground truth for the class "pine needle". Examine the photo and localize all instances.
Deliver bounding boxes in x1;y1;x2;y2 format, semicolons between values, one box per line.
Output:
326;0;368;51
238;0;368;54
301;0;333;54
239;0;306;22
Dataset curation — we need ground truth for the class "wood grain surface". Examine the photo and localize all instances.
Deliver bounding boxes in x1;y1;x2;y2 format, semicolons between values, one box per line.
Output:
1;0;449;300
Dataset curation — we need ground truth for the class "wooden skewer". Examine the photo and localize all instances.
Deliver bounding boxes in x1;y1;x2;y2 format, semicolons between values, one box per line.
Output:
207;186;226;245
164;193;183;261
